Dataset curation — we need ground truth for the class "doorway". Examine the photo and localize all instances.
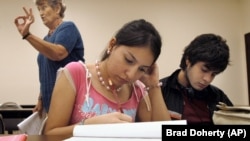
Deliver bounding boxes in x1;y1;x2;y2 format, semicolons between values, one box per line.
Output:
244;32;250;104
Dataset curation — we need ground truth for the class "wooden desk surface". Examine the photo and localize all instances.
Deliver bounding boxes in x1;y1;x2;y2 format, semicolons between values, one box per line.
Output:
27;135;71;141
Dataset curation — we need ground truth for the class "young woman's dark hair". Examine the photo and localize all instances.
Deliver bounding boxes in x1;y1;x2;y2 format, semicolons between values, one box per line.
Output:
101;19;162;65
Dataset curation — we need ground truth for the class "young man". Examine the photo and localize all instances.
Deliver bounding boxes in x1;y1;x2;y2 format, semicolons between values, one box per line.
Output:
160;33;233;125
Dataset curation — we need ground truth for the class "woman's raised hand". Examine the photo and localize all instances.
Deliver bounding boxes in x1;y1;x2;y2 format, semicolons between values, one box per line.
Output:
14;7;34;36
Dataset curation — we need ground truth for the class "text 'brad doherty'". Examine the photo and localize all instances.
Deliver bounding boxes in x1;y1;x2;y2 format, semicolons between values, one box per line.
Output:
165;128;247;138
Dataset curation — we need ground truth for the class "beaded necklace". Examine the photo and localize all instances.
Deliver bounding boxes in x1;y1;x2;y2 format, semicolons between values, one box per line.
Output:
95;60;121;92
95;60;123;112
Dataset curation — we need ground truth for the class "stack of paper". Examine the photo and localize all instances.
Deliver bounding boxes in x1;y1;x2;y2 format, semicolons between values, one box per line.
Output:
64;120;186;141
17;112;47;135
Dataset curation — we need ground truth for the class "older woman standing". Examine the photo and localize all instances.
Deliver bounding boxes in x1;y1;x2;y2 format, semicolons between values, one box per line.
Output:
14;0;85;113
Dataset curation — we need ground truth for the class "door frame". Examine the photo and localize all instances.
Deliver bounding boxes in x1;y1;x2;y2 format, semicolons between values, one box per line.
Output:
244;32;250;105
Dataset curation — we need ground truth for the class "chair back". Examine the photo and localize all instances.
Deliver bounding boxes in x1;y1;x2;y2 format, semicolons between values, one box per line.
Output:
0;102;22;109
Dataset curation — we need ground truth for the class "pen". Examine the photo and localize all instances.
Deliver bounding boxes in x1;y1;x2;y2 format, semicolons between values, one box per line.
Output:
119;107;124;113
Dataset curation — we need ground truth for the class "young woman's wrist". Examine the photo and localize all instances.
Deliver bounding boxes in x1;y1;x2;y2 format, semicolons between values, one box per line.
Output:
144;82;162;91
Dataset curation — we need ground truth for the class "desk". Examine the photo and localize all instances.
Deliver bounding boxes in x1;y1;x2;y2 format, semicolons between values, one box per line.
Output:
0;105;33;118
27;135;71;141
0;105;34;134
0;108;33;118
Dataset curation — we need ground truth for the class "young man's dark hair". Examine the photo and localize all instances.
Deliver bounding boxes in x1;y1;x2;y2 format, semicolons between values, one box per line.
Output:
180;33;230;72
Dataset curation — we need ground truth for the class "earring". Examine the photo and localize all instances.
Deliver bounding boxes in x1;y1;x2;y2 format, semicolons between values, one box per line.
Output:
107;50;110;54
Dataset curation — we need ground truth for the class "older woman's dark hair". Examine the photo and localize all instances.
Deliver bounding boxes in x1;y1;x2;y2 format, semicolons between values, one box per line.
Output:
101;19;162;65
35;0;66;18
180;33;230;72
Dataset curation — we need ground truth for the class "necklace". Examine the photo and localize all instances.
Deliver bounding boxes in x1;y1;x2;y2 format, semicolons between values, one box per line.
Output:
95;60;123;112
95;60;121;92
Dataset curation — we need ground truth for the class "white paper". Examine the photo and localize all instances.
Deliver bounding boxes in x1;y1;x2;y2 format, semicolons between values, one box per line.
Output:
17;111;47;135
64;137;161;141
68;120;186;140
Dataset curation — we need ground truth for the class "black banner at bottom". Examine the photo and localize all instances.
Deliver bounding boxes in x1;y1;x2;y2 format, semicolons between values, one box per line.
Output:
162;125;250;140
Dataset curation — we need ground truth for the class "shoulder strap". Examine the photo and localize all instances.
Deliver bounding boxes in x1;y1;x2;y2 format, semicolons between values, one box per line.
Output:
78;61;92;107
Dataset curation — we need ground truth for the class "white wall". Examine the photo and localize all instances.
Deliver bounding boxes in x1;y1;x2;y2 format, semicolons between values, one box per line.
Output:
0;0;249;105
